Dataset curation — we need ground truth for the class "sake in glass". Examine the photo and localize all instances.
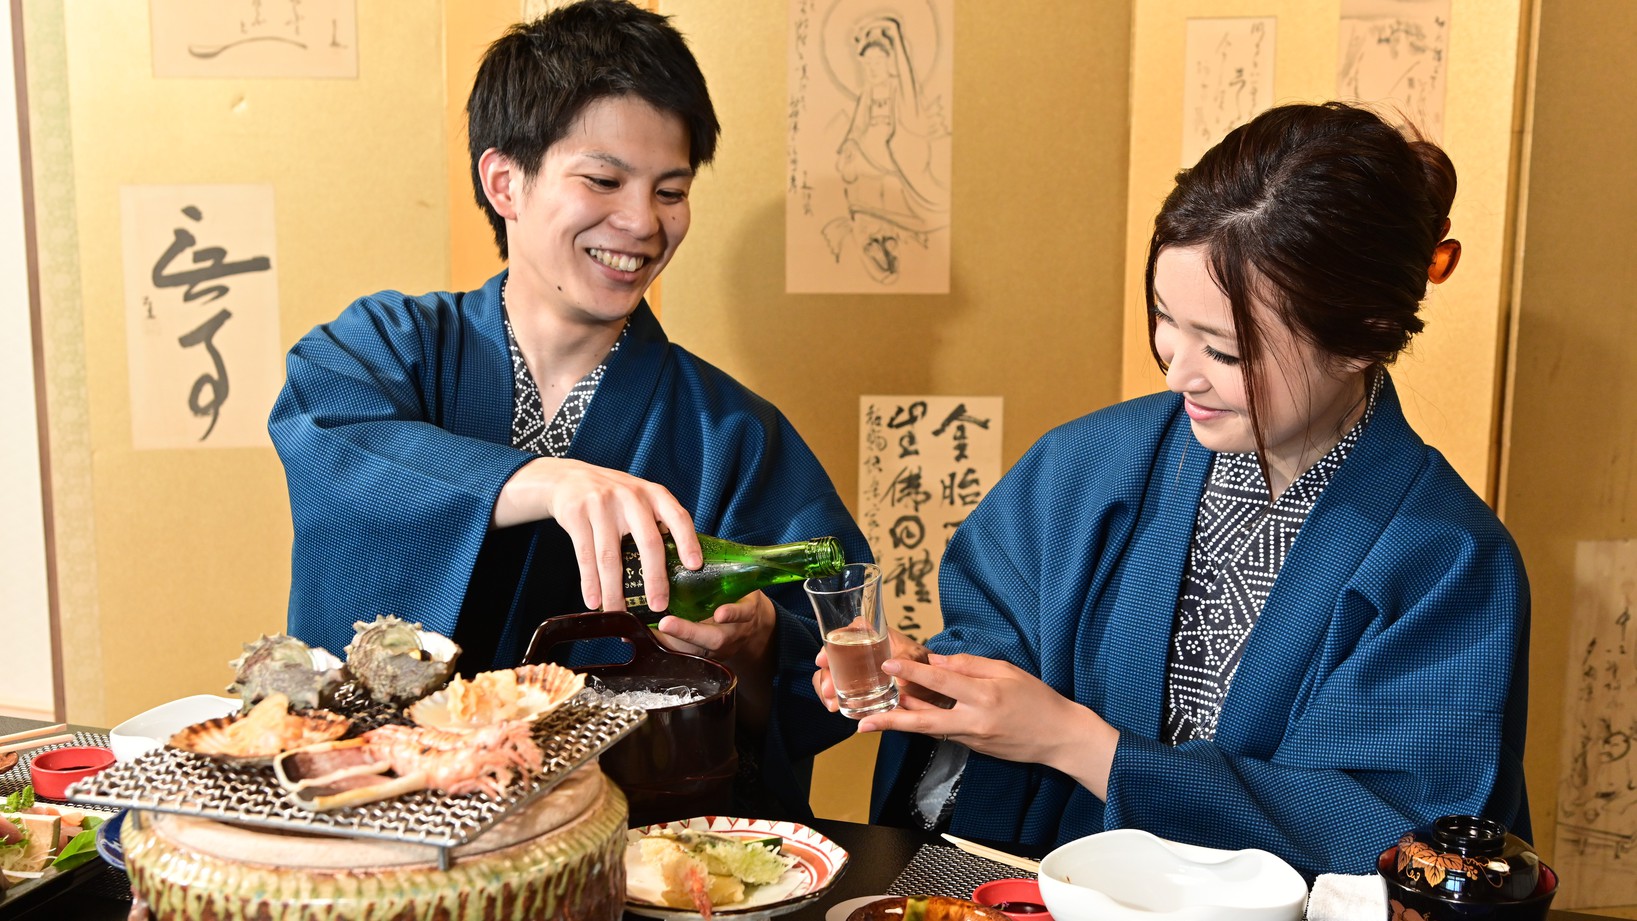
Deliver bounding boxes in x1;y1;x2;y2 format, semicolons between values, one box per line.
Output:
805;562;899;718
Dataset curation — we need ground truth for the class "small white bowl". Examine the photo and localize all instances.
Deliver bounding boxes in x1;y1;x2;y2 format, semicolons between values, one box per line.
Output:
1037;829;1307;921
108;695;242;761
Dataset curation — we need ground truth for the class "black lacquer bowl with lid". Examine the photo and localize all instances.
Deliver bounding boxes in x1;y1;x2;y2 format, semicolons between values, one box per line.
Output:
1377;815;1557;920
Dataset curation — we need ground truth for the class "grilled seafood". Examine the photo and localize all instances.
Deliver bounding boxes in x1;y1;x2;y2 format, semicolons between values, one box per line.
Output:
226;634;346;710
274;719;544;811
406;663;585;732
170;693;351;765
344;615;460;704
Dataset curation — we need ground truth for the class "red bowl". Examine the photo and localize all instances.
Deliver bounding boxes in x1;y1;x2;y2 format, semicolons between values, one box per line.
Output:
973;878;1054;921
29;746;116;800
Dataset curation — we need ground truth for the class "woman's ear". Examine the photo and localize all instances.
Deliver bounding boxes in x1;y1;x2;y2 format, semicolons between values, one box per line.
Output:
478;148;521;221
1328;354;1374;377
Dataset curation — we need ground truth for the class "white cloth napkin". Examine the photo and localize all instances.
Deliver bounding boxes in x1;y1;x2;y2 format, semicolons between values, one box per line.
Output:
1306;873;1387;921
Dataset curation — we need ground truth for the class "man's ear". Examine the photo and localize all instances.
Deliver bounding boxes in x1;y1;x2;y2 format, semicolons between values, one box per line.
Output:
478;148;520;220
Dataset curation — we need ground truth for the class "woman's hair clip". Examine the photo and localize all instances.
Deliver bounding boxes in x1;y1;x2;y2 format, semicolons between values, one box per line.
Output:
1428;238;1461;285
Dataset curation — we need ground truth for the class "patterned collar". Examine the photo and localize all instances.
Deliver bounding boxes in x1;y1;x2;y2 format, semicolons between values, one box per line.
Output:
1162;372;1382;743
500;282;627;457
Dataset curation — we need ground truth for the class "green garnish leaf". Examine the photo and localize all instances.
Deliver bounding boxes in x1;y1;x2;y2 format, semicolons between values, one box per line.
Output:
51;827;102;871
3;786;35;813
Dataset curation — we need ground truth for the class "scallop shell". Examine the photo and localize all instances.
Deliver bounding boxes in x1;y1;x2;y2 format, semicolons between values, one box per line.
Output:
343;615;461;704
226;634;346;710
169;693;351;767
406;664;585;732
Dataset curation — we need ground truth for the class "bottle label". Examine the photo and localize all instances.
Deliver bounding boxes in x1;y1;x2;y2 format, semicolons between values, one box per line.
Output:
621;548;644;595
621;547;655;616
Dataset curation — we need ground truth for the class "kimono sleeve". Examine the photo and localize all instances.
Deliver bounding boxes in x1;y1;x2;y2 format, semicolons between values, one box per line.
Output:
268;292;533;655
932;411;1153;680
1103;484;1530;877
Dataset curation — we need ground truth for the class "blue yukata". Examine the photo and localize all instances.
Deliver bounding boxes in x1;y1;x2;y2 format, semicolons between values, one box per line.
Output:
269;270;867;816
870;377;1530;878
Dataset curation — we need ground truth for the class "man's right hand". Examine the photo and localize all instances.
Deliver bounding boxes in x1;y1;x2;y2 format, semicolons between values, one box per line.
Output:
493;457;701;613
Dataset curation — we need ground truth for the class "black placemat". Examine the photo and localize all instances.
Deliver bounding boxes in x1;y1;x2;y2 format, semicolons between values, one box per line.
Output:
887;844;1036;898
0;730;116;799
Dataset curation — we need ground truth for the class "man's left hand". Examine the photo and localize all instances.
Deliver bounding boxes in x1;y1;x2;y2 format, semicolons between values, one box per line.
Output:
653;592;777;731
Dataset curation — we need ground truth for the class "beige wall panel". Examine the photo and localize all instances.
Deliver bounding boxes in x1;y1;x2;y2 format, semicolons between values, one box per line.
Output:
1121;0;1526;502
1;0;54;720
660;0;1131;504
447;0;515;291
1502;0;1637;898
60;0;450;723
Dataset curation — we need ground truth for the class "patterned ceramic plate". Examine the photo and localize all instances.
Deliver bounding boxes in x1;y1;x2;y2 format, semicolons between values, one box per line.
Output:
94;809;128;871
625;816;849;919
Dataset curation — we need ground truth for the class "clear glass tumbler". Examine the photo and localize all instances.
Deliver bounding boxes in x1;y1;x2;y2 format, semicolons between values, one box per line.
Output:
805;562;899;718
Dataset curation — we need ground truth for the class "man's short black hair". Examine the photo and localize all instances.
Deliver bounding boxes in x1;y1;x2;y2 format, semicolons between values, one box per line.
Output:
466;0;720;259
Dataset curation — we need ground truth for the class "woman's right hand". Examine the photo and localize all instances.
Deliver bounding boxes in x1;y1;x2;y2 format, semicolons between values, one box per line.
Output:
813;628;949;712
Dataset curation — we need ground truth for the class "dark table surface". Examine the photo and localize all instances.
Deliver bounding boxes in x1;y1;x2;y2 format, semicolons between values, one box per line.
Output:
0;714;1624;921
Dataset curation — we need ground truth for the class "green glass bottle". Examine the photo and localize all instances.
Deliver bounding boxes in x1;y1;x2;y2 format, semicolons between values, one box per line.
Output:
620;533;846;624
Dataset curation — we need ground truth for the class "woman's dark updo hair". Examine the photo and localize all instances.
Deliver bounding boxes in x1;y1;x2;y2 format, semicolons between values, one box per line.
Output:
1145;102;1456;450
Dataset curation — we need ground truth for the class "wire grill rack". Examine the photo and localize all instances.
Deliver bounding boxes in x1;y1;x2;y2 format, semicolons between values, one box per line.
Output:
63;697;644;866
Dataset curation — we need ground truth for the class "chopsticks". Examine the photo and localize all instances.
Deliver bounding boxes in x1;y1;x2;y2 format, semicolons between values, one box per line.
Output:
0;723;74;756
941;833;1042;874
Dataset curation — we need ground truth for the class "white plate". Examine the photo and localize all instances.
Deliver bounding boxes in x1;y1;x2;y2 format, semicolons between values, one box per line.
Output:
626;816;849;920
108;695;241;761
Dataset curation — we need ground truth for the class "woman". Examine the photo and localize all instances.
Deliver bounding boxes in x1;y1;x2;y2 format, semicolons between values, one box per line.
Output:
815;102;1529;877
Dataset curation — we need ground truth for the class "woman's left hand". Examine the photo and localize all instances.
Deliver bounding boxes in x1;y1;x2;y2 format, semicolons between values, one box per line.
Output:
856;652;1120;799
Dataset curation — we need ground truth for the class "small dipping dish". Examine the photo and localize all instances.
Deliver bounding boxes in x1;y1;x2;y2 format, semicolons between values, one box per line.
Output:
29;745;116;799
974;879;1054;921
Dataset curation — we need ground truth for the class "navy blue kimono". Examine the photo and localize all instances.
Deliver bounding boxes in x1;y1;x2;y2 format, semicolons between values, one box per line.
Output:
269;271;866;813
870;377;1530;878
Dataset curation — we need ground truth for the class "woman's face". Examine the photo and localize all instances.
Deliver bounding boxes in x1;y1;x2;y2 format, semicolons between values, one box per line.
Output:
1151;244;1368;494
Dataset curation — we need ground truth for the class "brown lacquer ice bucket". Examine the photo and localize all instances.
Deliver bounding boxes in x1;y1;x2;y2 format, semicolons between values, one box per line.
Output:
524;610;738;827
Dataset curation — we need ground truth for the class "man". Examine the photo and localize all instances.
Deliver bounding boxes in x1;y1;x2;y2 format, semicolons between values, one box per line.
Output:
268;0;866;818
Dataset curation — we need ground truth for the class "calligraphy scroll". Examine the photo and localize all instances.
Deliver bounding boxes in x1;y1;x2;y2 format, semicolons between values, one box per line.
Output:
149;0;357;79
1180;17;1276;168
787;0;954;294
1337;0;1450;142
120;185;281;450
859;396;1002;643
1553;540;1637;909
